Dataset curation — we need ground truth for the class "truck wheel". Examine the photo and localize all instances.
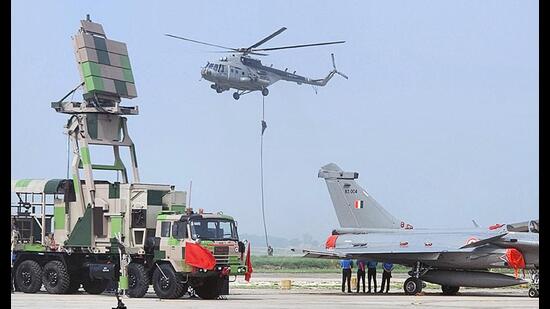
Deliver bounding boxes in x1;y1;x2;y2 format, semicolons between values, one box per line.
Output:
152;264;184;299
42;260;70;294
82;279;108;294
127;263;149;298
441;285;459;295
194;277;220;300
15;260;43;293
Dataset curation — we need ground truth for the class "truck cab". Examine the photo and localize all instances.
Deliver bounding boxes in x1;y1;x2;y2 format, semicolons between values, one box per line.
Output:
150;210;247;299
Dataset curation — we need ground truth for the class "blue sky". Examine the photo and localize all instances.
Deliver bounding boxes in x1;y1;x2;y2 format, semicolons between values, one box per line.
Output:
11;1;538;243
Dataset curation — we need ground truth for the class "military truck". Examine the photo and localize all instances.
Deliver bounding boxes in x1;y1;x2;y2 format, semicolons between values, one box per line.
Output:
11;180;247;299
11;16;249;299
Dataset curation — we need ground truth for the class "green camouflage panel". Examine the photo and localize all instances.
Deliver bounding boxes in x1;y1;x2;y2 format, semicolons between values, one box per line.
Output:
77;48;132;69
73;31;137;98
81;61;134;83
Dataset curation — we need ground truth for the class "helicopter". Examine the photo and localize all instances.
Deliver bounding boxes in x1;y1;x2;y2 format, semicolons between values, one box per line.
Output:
165;27;348;100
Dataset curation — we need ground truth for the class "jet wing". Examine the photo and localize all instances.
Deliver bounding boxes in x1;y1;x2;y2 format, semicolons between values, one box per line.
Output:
303;248;442;264
460;232;508;249
303;232;510;265
303;249;347;259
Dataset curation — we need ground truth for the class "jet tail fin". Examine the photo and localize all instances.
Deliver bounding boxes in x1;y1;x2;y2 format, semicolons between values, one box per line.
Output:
318;163;402;229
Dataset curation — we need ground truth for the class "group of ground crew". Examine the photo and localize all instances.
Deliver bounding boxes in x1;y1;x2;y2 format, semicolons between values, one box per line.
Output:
340;259;394;293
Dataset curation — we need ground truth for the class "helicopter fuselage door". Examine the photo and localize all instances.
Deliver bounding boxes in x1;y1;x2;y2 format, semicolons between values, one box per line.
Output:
229;66;242;82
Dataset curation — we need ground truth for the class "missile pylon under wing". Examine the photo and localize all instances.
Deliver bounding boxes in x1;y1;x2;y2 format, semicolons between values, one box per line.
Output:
303;163;539;297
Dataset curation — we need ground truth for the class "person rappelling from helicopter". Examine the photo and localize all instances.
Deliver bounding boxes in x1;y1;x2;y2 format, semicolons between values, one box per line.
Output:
165;27;348;100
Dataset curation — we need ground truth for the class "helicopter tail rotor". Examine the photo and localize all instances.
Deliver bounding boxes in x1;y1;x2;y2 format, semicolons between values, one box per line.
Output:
331;53;348;79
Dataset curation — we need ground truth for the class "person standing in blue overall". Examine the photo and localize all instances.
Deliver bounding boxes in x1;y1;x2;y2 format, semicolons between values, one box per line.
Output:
379;262;394;293
340;259;353;293
366;260;378;293
356;259;366;293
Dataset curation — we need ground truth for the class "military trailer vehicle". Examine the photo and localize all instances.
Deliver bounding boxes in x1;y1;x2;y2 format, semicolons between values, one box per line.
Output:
11;16;248;300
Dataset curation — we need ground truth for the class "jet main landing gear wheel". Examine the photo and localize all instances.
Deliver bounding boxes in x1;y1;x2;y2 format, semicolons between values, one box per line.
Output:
404;277;423;295
441;285;460;295
233;92;240;100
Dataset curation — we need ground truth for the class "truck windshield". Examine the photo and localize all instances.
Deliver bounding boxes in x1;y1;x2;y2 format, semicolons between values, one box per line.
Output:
190;219;238;241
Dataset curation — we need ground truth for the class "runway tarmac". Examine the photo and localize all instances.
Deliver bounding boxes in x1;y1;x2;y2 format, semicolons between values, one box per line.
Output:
11;288;538;309
11;273;538;308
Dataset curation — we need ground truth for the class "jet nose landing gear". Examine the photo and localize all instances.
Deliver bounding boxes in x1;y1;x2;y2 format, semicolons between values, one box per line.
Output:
261;88;269;96
404;261;428;295
404;277;423;295
233;92;240;100
528;270;539;298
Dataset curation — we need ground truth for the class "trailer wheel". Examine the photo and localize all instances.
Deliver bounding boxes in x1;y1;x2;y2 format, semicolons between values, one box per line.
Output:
42;260;70;294
82;279;108;294
127;263;149;298
194;277;220;300
441;285;460;295
152;264;184;299
15;260;43;293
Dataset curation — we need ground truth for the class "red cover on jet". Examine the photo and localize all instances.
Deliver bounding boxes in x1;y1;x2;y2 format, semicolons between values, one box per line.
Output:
325;235;338;249
185;242;216;270
505;248;525;278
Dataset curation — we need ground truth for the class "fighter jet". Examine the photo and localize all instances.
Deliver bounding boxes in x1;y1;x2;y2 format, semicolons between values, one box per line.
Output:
303;163;539;297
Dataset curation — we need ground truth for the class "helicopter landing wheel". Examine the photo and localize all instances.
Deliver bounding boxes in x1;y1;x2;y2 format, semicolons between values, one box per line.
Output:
261;88;269;96
233;92;240;100
216;88;223;93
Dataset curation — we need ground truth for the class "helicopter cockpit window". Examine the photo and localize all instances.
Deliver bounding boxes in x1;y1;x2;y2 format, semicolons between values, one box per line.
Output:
214;64;219;71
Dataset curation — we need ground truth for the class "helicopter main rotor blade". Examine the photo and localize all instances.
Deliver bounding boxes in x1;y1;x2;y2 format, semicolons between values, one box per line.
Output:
247;27;287;50
252;40;345;52
165;34;238;51
208;50;269;56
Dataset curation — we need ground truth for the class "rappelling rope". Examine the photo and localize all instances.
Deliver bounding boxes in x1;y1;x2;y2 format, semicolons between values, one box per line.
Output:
66;133;70;179
260;95;270;254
